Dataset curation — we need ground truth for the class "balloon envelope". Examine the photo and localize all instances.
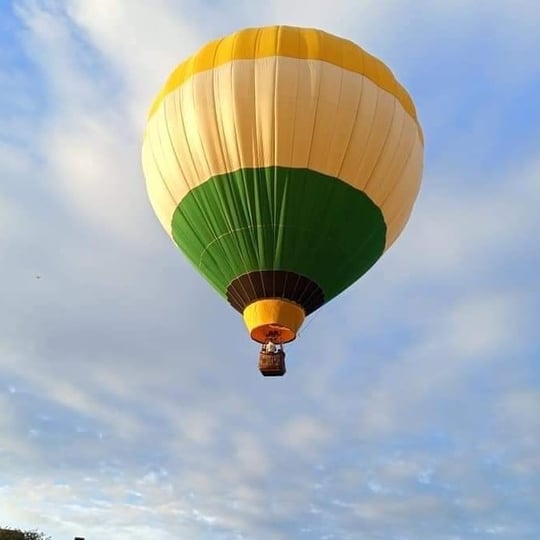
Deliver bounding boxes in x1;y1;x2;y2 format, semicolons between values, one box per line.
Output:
142;26;423;342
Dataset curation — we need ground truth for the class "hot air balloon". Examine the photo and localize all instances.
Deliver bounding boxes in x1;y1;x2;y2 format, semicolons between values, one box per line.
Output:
141;26;423;376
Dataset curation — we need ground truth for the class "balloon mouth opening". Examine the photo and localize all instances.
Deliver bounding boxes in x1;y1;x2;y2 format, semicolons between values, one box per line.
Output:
250;324;297;344
242;299;305;344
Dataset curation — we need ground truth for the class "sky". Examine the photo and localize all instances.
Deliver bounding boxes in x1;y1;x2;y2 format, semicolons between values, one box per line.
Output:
1;1;539;539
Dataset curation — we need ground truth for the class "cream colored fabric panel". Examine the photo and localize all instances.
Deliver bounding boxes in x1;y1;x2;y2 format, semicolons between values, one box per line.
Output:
381;135;424;248
283;59;320;167
323;64;364;178
362;105;417;205
142;56;423;234
176;83;215;186
191;68;233;179
141;134;178;237
339;83;398;193
253;57;278;166
273;56;301;166
157;95;199;199
227;57;258;168
335;77;377;181
305;60;344;174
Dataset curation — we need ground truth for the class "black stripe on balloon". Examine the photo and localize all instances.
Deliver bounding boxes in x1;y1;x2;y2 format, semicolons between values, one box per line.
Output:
226;270;325;315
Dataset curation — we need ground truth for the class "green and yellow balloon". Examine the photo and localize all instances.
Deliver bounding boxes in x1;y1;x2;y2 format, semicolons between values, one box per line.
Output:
142;26;423;347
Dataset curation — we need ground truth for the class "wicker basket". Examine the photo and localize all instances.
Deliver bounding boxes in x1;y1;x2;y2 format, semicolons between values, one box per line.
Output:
258;350;286;376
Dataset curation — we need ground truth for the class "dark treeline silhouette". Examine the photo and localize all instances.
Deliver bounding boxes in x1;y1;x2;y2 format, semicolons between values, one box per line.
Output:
0;527;51;540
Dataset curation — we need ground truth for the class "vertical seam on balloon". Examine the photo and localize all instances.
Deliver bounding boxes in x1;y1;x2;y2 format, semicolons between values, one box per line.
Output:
176;88;222;278
209;49;234;235
381;148;420;244
301;51;354;304
306;60;352;308
250;27;265;303
144;118;178;234
380;137;422;248
202;49;254;300
242;57;261;302
216;37;261;305
157;110;193;237
298;60;345;306
247;29;263;304
378;133;420;211
280;56;301;294
198;43;246;291
361;92;399;201
160;100;226;295
170;92;226;291
236;70;260;306
336;69;364;180
370;105;411;219
192;69;231;275
208;40;248;292
319;67;370;297
294;52;323;303
280;51;301;302
272;28;281;300
179;79;231;289
271;29;285;299
353;76;380;193
227;34;259;301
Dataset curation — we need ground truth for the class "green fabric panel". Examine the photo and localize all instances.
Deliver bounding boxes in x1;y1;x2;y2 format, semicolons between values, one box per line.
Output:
171;167;386;305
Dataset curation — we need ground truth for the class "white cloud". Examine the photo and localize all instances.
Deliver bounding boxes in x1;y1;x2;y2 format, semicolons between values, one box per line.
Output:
498;390;540;441
279;415;331;454
353;288;528;437
231;431;272;477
